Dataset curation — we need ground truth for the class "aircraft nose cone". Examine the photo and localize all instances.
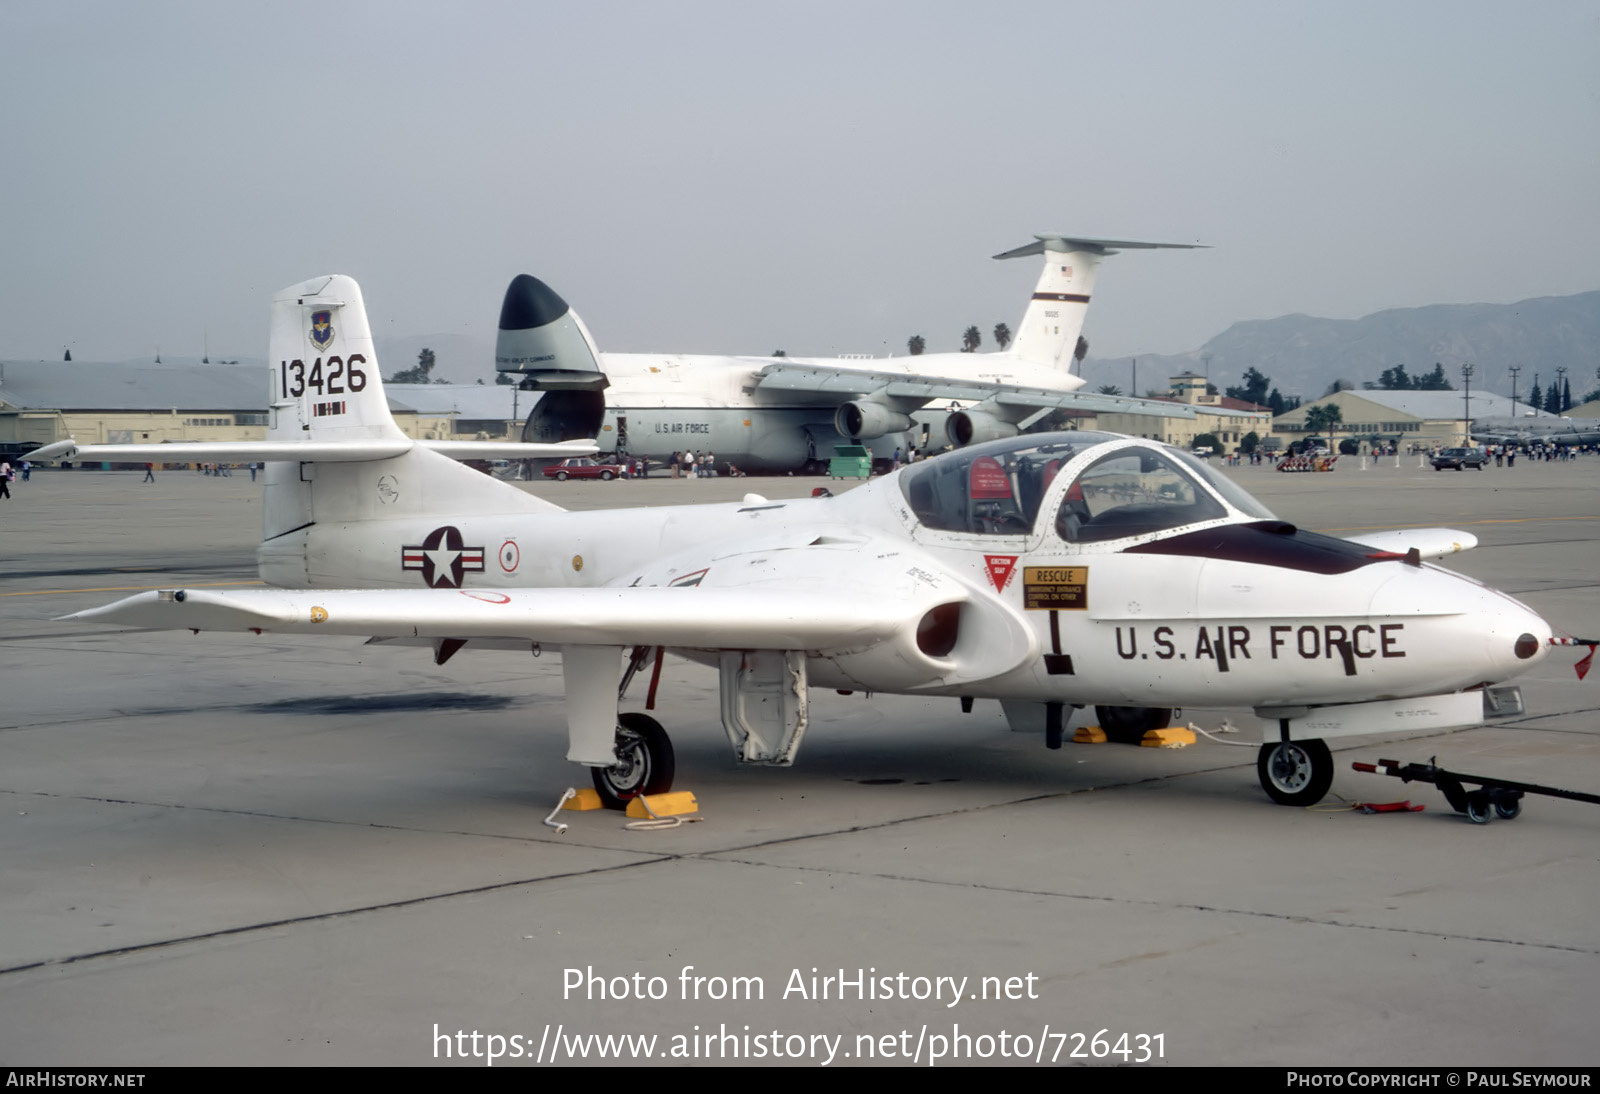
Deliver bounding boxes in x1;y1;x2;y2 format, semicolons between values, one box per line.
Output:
1370;567;1551;688
499;274;570;331
1462;586;1551;680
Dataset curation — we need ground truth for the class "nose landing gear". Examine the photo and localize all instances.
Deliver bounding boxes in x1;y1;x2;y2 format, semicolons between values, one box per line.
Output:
592;712;676;811
1258;739;1335;806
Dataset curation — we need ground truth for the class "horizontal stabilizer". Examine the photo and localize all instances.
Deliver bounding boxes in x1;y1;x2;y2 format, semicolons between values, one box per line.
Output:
1340;528;1478;559
23;438;597;465
65;585;925;650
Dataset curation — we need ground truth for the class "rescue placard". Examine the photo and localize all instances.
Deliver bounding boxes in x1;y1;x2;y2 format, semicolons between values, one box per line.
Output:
1023;566;1088;610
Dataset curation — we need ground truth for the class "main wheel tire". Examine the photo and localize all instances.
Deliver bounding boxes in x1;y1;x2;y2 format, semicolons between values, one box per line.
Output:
1493;798;1521;820
1094;705;1172;744
1257;739;1334;806
1464;793;1493;824
591;712;676;810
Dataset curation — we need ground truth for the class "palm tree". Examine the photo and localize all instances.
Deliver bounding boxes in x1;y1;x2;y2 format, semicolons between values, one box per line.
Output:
907;335;925;356
993;322;1012;351
1097;384;1123;396
1303;404;1344;449
961;326;982;353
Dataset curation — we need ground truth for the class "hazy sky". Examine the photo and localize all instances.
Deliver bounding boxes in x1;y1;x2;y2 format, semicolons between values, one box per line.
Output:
2;1;1596;369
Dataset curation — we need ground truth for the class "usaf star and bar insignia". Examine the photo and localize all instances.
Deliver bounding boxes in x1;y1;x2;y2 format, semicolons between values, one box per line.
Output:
402;526;487;588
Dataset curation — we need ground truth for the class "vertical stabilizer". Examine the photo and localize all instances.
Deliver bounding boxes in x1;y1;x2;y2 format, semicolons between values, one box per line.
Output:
268;275;407;443
264;275;404;543
999;236;1204;370
495;273;610;444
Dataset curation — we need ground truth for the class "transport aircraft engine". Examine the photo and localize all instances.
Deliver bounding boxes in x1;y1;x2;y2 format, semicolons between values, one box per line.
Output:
945;408;1020;447
834;400;915;441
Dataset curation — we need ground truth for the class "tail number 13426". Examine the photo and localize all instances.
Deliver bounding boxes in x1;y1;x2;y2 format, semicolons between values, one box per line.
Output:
280;355;368;398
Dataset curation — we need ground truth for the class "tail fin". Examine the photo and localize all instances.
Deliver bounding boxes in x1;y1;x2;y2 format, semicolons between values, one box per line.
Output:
268;275;408;444
494;273;610;444
261;275;565;575
494;274;607;389
999;235;1204;370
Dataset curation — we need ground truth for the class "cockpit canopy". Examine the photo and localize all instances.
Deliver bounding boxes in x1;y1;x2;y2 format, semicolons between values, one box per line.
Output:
898;432;1275;541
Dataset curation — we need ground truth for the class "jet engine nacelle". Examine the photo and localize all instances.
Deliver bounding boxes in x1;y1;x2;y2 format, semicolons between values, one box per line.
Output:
945;409;1020;447
834;400;914;441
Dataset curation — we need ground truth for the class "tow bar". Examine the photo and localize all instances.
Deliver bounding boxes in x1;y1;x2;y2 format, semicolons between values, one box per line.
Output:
1352;757;1600;824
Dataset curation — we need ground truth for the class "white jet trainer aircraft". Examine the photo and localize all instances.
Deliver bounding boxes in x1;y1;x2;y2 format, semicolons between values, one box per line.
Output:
500;236;1207;472
45;275;1556;809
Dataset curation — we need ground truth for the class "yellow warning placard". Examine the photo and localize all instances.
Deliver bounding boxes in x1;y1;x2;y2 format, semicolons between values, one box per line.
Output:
1023;566;1088;611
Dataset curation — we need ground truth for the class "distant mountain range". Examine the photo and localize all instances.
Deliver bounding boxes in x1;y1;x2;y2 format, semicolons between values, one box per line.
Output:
1082;291;1600;403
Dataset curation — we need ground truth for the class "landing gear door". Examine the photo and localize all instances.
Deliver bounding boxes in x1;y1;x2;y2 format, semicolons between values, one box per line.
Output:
719;650;808;765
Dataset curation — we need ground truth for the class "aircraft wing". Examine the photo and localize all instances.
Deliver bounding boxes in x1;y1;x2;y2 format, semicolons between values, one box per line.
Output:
1340;528;1478;559
64;585;918;650
748;363;1198;421
22;438;597;464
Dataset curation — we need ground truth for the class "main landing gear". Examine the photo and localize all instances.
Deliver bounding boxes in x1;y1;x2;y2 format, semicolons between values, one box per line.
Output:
592;712;676;810
1257;739;1334;806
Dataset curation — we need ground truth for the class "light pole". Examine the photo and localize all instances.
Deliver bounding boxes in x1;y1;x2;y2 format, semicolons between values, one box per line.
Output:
1461;363;1474;445
1555;366;1569;413
1508;364;1521;412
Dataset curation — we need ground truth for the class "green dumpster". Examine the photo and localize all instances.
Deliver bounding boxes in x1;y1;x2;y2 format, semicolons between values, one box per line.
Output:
828;444;872;479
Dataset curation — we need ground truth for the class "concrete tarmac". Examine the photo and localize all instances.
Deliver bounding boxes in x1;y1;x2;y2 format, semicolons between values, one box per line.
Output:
1;457;1597;1067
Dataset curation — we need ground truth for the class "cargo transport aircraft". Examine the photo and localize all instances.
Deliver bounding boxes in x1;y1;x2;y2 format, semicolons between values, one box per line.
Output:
501;235;1206;472
30;275;1559;809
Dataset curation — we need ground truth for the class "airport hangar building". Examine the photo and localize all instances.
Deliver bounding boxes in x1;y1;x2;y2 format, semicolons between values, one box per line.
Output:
1271;388;1555;450
1089;371;1273;449
0;361;529;461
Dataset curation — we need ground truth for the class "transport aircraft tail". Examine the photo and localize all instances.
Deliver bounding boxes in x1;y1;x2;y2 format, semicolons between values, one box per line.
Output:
494;274;610;445
999;235;1204;371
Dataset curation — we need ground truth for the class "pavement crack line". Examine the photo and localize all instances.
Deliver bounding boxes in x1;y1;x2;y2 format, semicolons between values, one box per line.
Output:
0;788;588;844
0;857;672;978
695;856;1600;958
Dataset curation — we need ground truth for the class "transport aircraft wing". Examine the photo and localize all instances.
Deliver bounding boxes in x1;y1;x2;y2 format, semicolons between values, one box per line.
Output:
748;365;1200;419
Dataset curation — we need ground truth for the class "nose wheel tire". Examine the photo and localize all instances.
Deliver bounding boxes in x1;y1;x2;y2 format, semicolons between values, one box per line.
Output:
592;712;676;811
1258;739;1334;806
